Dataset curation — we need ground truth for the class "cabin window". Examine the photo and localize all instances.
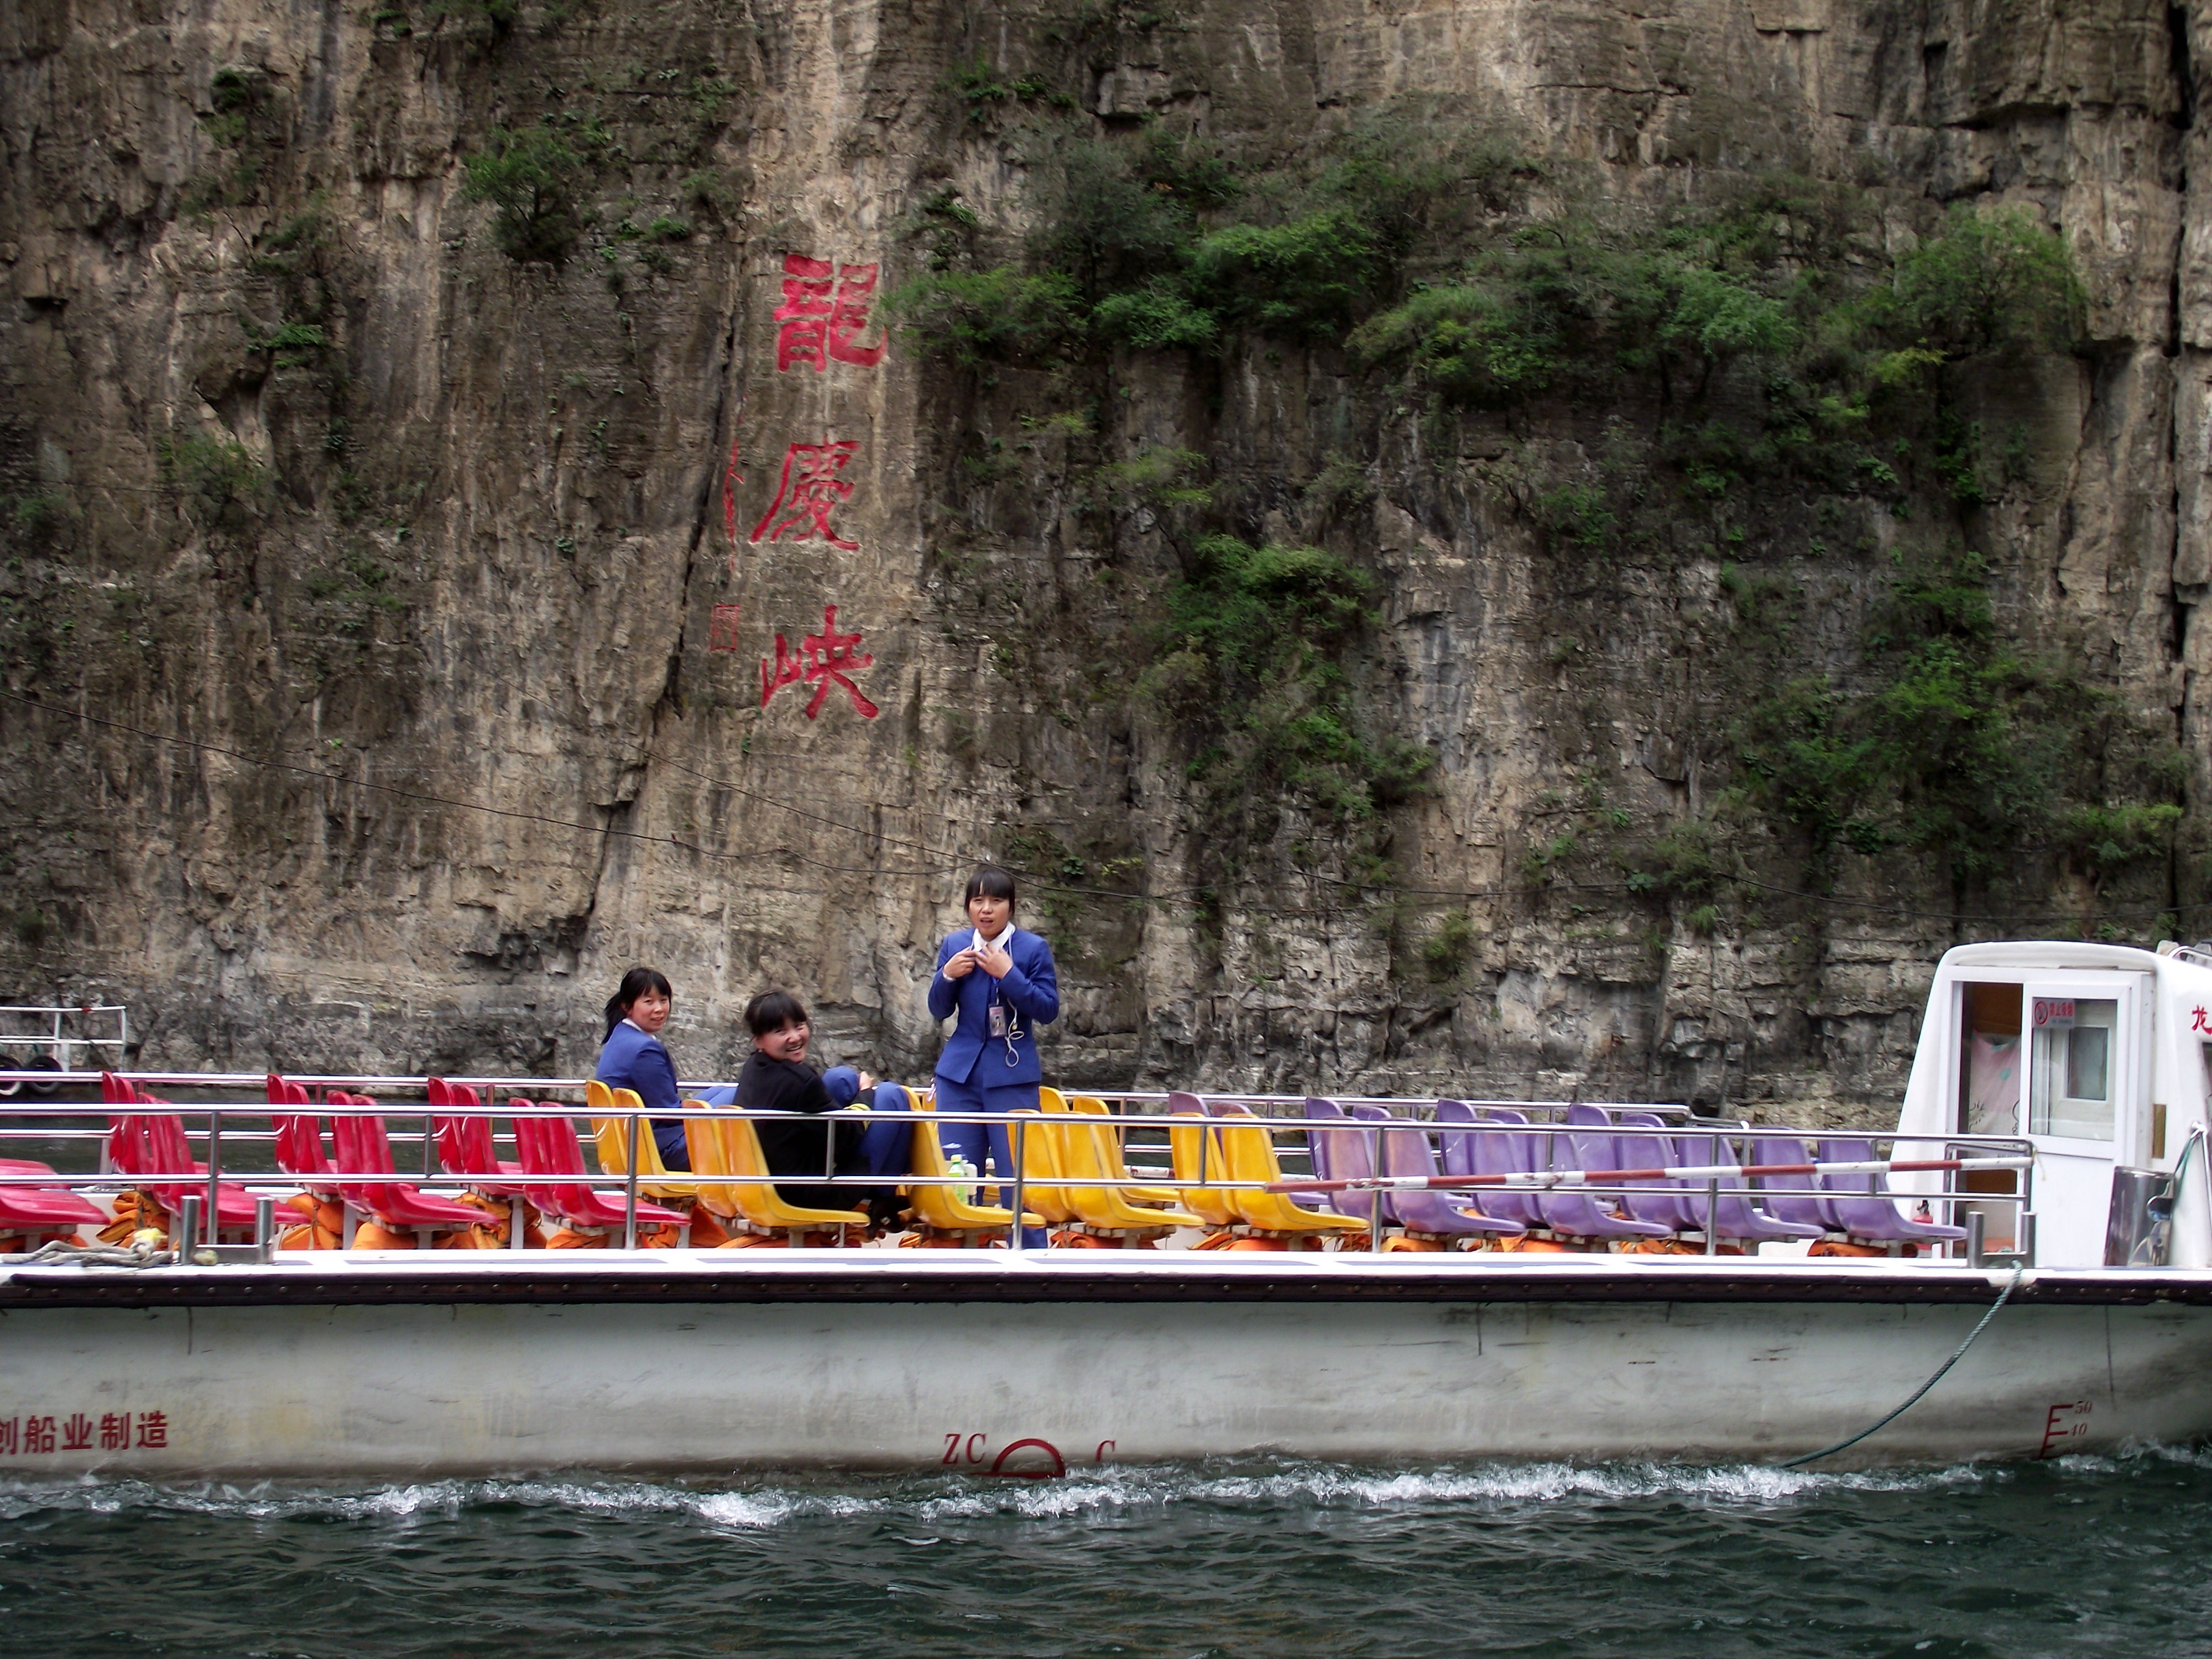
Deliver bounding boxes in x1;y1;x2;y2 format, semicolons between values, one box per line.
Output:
2029;997;2117;1140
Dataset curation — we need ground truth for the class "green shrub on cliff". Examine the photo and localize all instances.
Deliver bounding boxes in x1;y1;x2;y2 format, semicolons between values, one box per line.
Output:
1730;549;2182;886
463;127;591;263
1141;535;1431;837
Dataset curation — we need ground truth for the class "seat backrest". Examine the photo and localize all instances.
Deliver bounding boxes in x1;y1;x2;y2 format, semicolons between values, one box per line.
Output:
712;1113;793;1222
1378;1110;1499;1232
1342;1104;1399;1224
106;1114;145;1175
509;1105;572;1217
1213;1105;1285;1222
904;1093;1015;1229
137;1113;197;1205
328;1094;404;1212
273;1114;333;1182
1752;1134;1837;1230
434;1083;497;1176
1537;1107;1634;1235
1167;1113;1239;1227
1007;1109;1079;1223
1307;1097;1379;1220
1467;1108;1543;1226
1617;1111;1695;1229
590;1083;695;1197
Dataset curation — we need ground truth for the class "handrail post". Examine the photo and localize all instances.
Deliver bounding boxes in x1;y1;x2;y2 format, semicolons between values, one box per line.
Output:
1705;1128;1721;1258
1368;1123;1384;1253
1010;1114;1027;1253
623;1112;640;1250
206;1109;222;1248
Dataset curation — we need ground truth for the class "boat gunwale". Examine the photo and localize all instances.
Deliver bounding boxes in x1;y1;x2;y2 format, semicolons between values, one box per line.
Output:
3;1253;2205;1308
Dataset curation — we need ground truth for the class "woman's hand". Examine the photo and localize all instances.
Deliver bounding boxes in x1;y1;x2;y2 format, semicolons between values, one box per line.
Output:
942;947;978;980
975;937;1013;979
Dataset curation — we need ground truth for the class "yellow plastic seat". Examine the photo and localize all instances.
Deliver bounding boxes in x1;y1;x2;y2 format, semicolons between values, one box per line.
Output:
1007;1110;1081;1227
902;1085;1044;1240
587;1081;696;1202
1215;1105;1371;1239
1167;1114;1244;1230
1043;1088;1181;1205
1060;1097;1199;1233
688;1109;870;1238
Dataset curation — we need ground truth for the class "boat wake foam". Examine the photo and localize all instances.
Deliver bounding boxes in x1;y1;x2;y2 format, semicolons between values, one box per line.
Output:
11;1443;2206;1528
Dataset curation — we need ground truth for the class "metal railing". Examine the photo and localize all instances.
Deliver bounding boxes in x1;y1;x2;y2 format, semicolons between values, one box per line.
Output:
0;1074;2034;1265
0;1010;129;1093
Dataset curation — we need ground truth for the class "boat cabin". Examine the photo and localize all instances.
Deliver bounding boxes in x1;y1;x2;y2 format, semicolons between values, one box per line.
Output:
1893;941;2212;1269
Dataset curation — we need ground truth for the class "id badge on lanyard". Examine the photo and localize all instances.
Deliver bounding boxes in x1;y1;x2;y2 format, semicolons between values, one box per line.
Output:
980;936;1021;1063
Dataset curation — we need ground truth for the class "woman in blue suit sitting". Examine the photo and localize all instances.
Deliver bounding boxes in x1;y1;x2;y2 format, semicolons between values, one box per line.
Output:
595;967;691;1171
928;865;1058;1240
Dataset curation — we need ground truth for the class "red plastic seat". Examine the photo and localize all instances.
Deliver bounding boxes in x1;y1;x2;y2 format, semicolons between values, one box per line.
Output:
432;1079;527;1197
326;1092;493;1229
127;1109;265;1229
512;1105;685;1234
0;1157;105;1233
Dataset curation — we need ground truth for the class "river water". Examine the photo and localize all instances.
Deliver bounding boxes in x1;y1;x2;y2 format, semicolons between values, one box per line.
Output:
5;1451;2209;1656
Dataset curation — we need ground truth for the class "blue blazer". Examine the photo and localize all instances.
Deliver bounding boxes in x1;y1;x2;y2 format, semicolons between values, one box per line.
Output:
928;927;1058;1086
596;1020;681;1113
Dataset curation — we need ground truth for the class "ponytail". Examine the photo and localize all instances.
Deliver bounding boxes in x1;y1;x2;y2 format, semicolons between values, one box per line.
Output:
603;967;674;1040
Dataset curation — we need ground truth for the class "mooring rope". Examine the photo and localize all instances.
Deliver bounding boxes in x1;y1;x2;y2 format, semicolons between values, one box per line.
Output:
1779;1261;2026;1469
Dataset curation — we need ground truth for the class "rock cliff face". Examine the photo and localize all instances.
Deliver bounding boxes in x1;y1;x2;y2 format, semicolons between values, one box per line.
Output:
0;0;2205;1110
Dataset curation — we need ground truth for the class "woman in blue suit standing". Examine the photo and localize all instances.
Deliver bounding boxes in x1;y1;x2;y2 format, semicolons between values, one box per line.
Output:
928;865;1058;1238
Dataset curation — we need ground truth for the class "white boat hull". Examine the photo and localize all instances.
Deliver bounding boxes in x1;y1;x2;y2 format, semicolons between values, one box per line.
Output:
3;1253;2208;1478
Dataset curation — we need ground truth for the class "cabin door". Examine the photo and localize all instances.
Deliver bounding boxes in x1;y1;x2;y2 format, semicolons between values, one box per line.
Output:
2017;974;2147;1266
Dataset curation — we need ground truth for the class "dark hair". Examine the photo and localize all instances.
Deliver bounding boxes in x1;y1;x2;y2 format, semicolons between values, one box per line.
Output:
964;864;1017;908
745;989;809;1038
603;967;673;1040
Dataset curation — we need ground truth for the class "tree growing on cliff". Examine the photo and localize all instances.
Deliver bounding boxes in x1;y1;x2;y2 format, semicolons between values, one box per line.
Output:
462;127;589;264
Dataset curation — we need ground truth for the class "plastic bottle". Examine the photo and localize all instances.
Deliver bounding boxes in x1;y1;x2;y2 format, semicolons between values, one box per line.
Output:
948;1154;975;1208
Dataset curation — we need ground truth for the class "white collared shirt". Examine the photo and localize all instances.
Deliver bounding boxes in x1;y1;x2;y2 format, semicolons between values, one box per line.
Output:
971;924;1015;957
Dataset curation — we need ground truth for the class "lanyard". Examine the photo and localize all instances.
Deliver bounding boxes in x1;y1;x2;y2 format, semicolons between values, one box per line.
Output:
974;928;1025;1066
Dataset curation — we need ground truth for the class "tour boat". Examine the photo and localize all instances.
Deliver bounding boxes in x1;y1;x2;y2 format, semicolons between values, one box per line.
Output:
4;940;2212;1479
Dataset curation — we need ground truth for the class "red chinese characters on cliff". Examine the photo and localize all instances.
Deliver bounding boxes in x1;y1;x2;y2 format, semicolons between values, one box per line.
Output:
749;439;862;551
760;605;880;720
774;255;886;372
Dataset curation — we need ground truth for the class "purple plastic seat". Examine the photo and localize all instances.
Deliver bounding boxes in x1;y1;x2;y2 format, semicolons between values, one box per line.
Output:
1818;1137;1968;1244
1666;1126;1824;1244
1455;1105;1553;1230
1540;1106;1670;1241
1434;1102;1535;1231
1303;1097;1376;1220
1750;1135;1840;1233
1373;1105;1523;1239
1614;1110;1699;1230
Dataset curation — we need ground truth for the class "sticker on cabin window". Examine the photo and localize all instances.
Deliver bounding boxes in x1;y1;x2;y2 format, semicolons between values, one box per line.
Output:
2032;999;2075;1028
0;1410;166;1455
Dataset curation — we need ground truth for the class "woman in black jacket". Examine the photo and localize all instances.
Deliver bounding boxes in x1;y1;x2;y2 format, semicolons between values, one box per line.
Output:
735;990;910;1228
